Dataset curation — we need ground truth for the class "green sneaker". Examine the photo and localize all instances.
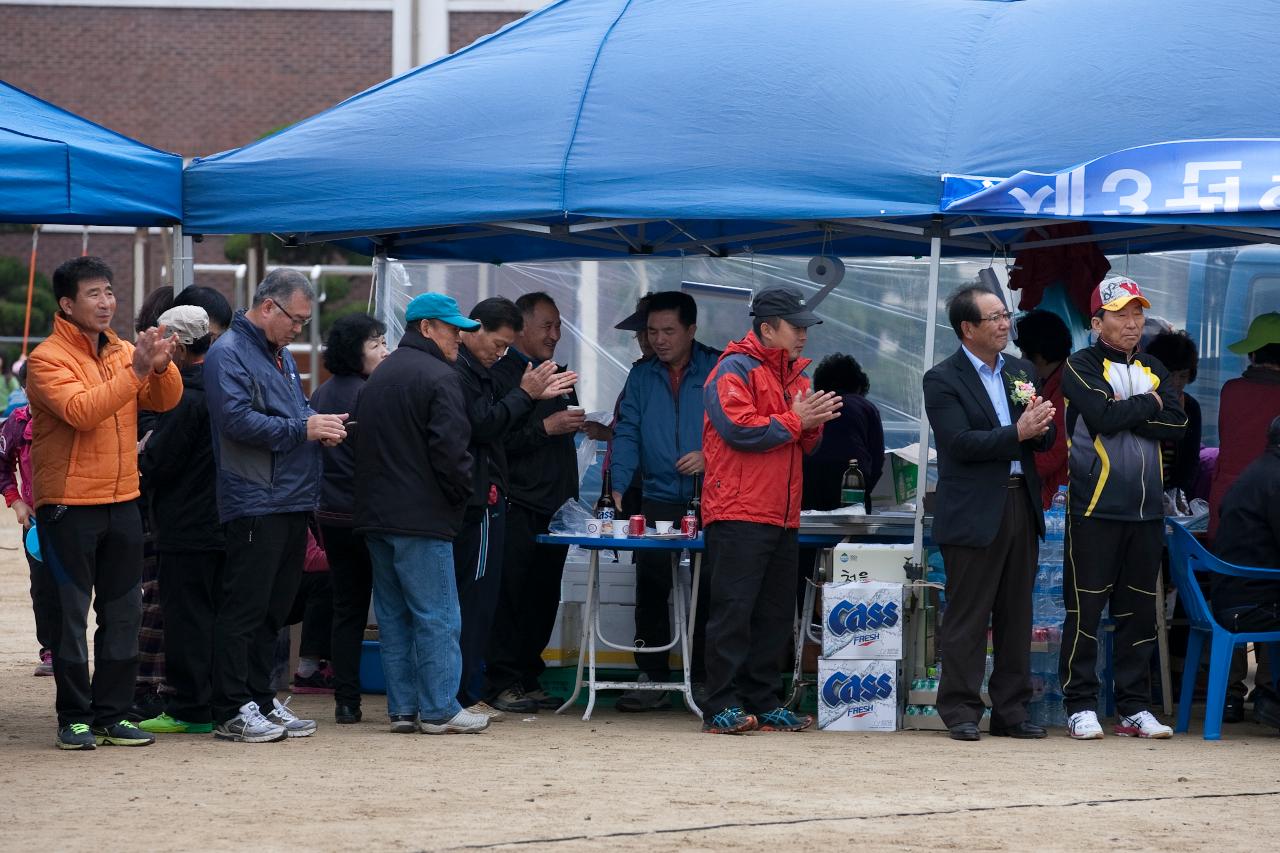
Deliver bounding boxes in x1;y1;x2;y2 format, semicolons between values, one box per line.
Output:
57;723;96;750
138;713;214;734
92;719;156;747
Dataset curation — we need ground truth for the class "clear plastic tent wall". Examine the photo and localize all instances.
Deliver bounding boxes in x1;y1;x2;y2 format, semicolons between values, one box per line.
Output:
377;248;1266;448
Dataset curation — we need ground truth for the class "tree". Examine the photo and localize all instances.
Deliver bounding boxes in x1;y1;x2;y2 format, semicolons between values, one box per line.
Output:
0;255;58;361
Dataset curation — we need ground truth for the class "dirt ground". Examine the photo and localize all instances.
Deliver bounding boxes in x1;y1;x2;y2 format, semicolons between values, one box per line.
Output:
1;526;1278;852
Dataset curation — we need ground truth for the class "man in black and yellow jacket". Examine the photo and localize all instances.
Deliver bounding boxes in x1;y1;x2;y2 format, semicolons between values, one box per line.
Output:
1060;276;1187;741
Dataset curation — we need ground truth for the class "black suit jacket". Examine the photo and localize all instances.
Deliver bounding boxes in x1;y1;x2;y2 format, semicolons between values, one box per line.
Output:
923;348;1054;548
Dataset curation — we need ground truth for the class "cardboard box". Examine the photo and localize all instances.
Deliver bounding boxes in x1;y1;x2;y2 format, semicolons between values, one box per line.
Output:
821;581;903;659
870;444;937;506
818;658;897;731
831;543;913;584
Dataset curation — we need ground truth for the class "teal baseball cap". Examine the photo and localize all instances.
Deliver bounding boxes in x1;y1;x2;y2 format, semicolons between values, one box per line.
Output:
404;293;480;331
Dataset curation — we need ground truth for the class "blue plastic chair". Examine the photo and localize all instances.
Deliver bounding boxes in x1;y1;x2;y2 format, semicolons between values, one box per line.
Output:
1166;520;1280;740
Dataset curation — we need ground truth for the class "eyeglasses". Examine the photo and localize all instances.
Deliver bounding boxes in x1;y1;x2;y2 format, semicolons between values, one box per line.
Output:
978;311;1013;324
271;299;311;329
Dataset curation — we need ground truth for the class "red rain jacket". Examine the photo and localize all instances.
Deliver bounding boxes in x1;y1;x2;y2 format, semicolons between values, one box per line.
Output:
701;331;822;528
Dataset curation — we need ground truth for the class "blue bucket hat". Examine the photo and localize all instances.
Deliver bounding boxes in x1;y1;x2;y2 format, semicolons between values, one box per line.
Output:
404;293;480;331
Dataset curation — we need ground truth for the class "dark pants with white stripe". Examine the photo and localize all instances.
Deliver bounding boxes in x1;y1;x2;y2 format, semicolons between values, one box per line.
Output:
453;496;507;707
37;501;144;728
1060;516;1163;717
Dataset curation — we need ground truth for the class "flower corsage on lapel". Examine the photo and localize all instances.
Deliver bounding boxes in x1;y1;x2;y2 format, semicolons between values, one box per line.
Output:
1007;370;1036;407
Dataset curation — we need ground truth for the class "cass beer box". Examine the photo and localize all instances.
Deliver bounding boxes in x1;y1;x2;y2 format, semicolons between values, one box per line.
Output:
831;543;913;584
818;658;897;732
821;581;903;659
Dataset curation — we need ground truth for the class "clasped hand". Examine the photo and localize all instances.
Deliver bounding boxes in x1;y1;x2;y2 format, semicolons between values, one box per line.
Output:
1016;396;1055;441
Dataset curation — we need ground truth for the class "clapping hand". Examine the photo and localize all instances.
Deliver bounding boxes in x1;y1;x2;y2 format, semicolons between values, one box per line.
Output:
520;362;579;401
1016;396;1055;441
792;389;842;430
132;326;177;380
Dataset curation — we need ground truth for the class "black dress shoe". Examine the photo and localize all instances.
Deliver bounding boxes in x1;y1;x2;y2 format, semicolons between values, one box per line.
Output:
1223;695;1245;724
989;720;1047;738
335;704;362;724
948;721;981;741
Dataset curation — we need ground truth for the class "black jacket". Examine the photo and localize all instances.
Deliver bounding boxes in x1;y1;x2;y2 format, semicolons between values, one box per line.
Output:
138;363;224;553
311;373;365;526
1062;338;1187;522
492;348;579;515
802;392;886;511
923;348;1054;548
455;344;536;514
1211;447;1280;611
354;329;473;539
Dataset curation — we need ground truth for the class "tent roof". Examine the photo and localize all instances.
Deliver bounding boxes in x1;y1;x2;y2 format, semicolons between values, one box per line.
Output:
0;80;182;226
183;0;1280;261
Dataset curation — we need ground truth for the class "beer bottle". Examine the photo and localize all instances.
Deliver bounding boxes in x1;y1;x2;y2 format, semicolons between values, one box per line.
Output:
841;459;871;514
596;467;616;535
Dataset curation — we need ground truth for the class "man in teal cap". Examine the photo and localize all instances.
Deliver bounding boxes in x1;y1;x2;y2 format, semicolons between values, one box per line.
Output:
354;292;492;734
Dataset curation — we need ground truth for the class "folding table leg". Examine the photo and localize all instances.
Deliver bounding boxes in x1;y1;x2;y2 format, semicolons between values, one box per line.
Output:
682;553;703;717
584;550;602;721
557;549;597;717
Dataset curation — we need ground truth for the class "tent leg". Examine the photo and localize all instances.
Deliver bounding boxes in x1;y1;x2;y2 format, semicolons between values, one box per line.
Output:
913;235;941;567
171;225;193;292
373;249;391;327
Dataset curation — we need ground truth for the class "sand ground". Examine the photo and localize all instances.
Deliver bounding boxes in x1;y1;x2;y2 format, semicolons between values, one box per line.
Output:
1;525;1277;852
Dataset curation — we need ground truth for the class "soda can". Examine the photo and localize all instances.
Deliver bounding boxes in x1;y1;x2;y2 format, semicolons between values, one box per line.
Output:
680;514;698;538
628;514;646;536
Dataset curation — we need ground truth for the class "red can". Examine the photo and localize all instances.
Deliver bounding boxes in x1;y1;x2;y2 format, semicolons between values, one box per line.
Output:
680;514;698;538
628;514;646;536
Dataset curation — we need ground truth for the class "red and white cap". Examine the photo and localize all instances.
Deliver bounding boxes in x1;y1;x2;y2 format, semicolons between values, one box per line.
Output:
1090;275;1151;315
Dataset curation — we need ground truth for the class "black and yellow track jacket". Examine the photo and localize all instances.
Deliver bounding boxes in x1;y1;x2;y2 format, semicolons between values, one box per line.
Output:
1062;338;1188;522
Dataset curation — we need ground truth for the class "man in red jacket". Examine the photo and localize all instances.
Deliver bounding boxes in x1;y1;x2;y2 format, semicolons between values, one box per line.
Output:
699;285;841;734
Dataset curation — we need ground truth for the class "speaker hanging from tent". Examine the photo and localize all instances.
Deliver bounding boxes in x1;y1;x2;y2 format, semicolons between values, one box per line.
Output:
807;255;844;287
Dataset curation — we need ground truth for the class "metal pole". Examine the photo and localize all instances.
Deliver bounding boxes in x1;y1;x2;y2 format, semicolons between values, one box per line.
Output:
912;233;942;567
309;265;323;395
171;224;193;292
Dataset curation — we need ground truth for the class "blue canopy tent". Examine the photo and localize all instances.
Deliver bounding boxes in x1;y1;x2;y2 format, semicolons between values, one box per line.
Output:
181;0;1280;562
1;80;182;225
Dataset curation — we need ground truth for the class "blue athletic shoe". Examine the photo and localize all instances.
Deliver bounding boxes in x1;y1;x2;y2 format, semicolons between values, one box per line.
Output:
701;707;757;734
755;707;814;732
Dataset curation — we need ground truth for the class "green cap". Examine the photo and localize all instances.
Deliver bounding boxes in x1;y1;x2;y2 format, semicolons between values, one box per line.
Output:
1227;312;1280;355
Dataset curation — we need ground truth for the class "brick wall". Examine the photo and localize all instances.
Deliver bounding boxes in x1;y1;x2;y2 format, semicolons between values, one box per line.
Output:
0;5;521;331
1;6;393;158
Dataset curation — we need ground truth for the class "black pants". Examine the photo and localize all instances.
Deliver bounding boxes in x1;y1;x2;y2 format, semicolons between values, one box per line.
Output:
937;481;1037;727
286;571;333;658
158;550;223;724
1216;601;1280;700
323;524;373;708
26;549;59;653
1060;515;1164;717
702;521;797;717
211;512;308;722
37;501;144;727
634;498;709;682
485;503;567;696
454;497;507;706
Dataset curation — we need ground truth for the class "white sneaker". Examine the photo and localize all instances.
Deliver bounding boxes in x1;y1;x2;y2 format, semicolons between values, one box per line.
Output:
1068;710;1105;740
269;697;318;738
214;701;287;743
466;701;506;722
1115;709;1172;739
420;708;490;735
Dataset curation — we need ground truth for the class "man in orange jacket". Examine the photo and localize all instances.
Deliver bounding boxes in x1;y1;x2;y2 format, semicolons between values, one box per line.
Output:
28;257;182;751
699;285;840;734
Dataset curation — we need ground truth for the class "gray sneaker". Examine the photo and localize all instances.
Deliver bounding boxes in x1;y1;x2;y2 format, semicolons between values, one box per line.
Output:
615;673;671;712
389;714;418;734
420;708;490;734
269;697;318;738
56;722;96;751
214;701;287;743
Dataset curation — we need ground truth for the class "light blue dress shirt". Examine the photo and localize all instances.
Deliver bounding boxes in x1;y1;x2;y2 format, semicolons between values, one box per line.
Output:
961;346;1022;476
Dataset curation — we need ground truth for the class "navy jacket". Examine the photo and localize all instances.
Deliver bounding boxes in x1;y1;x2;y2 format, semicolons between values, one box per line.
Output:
205;311;320;523
610;341;720;504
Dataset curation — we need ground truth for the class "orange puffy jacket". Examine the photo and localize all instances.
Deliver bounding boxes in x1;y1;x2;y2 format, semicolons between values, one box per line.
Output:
27;314;183;508
701;331;822;528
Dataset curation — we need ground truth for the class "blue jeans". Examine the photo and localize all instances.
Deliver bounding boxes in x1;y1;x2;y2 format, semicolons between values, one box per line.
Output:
366;534;463;723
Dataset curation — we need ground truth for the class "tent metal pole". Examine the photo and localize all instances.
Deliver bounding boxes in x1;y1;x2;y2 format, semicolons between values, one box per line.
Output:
374;248;391;329
171;225;187;292
913;233;942;568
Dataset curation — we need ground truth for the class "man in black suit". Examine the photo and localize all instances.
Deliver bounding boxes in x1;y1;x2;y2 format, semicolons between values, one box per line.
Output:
923;286;1056;741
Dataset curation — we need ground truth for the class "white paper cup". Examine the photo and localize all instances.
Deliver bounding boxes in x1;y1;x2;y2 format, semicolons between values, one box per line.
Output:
654;520;674;534
585;519;602;536
566;405;585;414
